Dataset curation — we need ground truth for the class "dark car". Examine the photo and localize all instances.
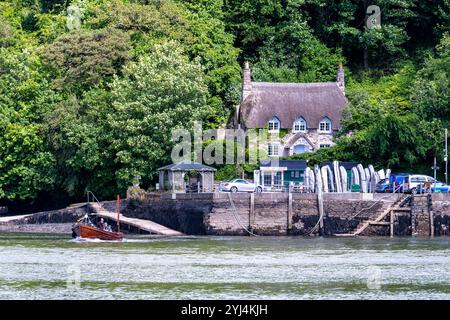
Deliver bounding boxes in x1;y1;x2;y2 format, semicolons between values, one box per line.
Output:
377;173;410;193
388;173;413;193
375;178;390;193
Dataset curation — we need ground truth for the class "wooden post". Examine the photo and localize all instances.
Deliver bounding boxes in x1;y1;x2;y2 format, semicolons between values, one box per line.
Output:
390;210;394;238
430;210;434;237
288;192;293;232
318;192;324;235
249;193;254;230
429;194;434;237
117;194;120;233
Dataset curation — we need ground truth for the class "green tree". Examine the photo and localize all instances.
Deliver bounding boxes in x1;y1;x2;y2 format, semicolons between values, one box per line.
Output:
0;123;56;200
0;15;16;47
42;28;131;94
107;41;215;188
411;33;450;124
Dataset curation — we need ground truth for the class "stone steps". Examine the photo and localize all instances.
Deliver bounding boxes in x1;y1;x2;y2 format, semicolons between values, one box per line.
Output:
335;195;408;237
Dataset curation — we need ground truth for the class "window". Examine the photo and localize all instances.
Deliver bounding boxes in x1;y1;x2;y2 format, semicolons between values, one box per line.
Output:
319;117;332;133
290;171;301;178
274;172;282;185
268;117;280;132
293;118;307;133
263;174;271;186
320;144;331;149
268;143;279;156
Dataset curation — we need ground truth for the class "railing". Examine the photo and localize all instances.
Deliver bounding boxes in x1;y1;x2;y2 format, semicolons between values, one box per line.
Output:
211;182;417;195
392;184;403;193
261;184;314;193
86;191;103;209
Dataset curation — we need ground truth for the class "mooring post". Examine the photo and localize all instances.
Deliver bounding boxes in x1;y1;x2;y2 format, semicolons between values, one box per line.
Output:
429;194;434;237
390;210;394;238
249;193;254;230
288;192;293;232
430;210;434;237
318;188;324;235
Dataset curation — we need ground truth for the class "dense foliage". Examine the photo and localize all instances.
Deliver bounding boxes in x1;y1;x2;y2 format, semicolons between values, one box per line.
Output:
0;0;449;206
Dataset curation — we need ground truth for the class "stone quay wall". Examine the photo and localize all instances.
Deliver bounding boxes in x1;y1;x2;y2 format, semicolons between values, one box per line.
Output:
122;192;401;236
2;205;87;226
431;194;450;236
3;192;449;237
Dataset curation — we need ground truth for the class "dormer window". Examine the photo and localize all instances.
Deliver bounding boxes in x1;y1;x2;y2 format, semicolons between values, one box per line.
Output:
319;117;332;133
293;117;307;133
268;116;280;132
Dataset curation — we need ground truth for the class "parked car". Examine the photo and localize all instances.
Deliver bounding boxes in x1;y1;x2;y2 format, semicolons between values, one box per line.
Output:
405;174;436;193
219;179;262;193
387;173;410;193
417;181;450;193
375;178;390;193
389;174;436;193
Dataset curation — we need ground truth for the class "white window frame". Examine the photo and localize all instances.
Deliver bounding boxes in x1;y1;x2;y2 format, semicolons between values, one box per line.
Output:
319;117;332;133
293;117;307;133
267;143;280;157
319;144;331;149
268;117;280;132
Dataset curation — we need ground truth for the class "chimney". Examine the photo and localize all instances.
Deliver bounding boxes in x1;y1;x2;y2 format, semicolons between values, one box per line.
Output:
242;61;252;102
336;63;345;95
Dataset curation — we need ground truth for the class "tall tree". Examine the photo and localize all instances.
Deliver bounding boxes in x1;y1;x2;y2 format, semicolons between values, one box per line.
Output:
42;28;131;94
104;41;215;188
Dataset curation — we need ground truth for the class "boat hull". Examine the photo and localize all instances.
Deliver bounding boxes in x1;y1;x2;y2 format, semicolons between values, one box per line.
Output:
72;224;123;241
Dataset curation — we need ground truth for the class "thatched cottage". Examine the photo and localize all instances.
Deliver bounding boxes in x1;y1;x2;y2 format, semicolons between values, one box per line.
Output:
235;62;347;157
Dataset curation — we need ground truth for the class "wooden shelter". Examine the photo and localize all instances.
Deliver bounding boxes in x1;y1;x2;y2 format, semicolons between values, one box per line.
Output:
158;161;216;193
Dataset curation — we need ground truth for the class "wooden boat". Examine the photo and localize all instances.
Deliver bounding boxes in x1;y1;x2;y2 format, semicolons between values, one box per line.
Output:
72;223;123;241
72;195;123;241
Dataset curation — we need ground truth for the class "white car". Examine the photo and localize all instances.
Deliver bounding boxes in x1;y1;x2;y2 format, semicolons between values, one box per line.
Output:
219;179;262;193
406;174;436;193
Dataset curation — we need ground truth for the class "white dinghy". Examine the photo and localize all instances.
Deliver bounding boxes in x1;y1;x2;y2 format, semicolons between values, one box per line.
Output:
333;161;342;193
340;166;348;192
357;164;368;193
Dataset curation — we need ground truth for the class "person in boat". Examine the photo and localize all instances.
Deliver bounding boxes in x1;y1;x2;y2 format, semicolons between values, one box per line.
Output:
98;218;107;230
98;218;113;232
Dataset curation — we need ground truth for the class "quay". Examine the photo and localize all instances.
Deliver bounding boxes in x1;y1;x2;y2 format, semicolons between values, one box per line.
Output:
1;191;449;237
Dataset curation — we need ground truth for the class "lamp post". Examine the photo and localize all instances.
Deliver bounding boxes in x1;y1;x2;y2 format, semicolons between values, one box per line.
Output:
432;157;439;191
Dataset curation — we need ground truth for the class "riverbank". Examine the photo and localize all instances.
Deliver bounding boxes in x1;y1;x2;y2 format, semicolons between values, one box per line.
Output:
1;192;449;237
0;223;72;234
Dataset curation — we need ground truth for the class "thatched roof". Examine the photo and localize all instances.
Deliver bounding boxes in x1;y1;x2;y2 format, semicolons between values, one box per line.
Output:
239;82;347;130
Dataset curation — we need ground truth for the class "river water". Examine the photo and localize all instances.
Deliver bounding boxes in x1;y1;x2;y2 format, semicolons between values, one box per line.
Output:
0;233;449;300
